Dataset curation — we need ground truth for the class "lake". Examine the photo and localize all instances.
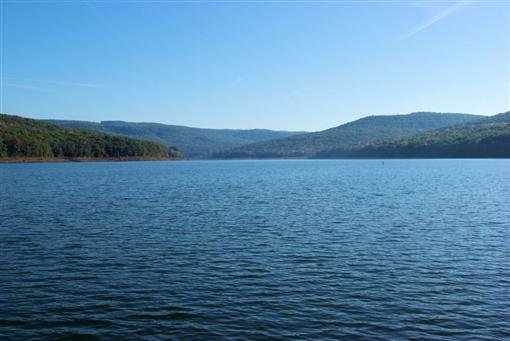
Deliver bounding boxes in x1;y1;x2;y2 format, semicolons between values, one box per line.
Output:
1;160;509;339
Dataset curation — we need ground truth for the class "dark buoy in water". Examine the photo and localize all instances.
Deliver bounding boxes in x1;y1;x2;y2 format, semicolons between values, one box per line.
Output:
382;161;385;165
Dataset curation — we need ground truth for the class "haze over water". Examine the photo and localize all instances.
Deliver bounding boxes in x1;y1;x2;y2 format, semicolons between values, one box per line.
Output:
1;160;509;339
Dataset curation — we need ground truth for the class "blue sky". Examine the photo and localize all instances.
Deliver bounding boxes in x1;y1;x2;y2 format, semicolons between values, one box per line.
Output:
0;0;508;131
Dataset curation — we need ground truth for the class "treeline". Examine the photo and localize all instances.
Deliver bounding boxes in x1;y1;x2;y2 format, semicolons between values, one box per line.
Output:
0;114;182;160
213;112;483;159
47;119;303;159
316;112;510;159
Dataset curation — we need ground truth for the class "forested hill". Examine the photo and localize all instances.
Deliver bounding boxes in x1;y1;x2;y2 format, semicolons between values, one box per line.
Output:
0;114;182;161
316;111;510;159
214;112;483;159
47;120;304;159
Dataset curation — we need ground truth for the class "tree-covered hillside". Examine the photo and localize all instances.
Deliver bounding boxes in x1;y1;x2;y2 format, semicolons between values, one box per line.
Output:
316;112;510;159
214;112;483;159
47;120;304;159
1;114;182;161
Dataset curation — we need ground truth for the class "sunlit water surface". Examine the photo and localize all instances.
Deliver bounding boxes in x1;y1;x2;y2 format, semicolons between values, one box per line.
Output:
1;160;509;339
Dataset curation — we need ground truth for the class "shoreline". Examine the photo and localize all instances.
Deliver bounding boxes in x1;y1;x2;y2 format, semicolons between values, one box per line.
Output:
0;157;184;164
2;157;508;164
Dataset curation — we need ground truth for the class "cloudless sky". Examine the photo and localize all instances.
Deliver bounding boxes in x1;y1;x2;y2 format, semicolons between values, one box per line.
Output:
0;0;508;131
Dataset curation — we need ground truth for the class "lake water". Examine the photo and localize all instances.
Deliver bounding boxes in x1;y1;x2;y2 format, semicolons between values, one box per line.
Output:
1;160;509;339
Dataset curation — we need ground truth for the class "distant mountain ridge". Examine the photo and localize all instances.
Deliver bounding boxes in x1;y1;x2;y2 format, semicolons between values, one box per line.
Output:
46;120;305;159
1;114;181;161
316;111;510;159
214;112;484;159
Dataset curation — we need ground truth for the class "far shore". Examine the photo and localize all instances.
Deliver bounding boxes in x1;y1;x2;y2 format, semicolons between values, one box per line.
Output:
0;156;184;164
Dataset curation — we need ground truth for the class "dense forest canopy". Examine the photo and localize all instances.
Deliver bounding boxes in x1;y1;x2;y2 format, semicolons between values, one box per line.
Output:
214;112;484;158
3;111;507;161
47;119;304;159
0;114;181;160
316;112;510;159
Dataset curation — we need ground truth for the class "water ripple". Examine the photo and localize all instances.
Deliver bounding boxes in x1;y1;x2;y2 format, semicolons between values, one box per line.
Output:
1;160;509;339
